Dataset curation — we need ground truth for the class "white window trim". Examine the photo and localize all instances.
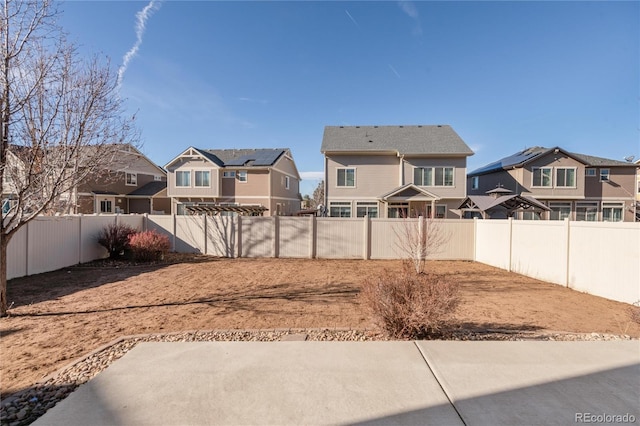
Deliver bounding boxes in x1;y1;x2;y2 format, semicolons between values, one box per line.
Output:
125;172;137;186
554;167;577;189
223;171;236;178
471;176;479;190
175;170;191;187
414;166;455;187
548;202;572;221
194;170;211;188
285;175;290;190
336;167;356;188
600;169;610;182
531;167;553;188
435;204;447;219
602;202;623;222
356;201;378;218
329;201;352;217
237;170;248;183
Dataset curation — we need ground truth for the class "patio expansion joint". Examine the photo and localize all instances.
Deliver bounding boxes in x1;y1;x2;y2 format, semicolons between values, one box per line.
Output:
413;341;468;426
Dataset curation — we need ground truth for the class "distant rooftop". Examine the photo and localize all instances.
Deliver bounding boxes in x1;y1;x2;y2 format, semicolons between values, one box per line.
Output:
194;148;289;167
321;125;474;156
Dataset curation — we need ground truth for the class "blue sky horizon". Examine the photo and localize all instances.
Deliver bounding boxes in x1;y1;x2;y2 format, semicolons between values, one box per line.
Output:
60;0;639;196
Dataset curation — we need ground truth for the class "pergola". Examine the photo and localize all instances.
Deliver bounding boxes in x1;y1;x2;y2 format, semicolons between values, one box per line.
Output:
186;205;268;216
458;188;550;219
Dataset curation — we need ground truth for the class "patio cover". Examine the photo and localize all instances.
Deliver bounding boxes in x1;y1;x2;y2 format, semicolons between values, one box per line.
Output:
458;194;550;217
186;205;268;216
379;183;440;201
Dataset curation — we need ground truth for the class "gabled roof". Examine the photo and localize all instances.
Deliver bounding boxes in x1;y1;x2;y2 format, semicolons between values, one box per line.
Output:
321;125;474;156
128;181;167;197
379;183;440;201
458;194;550;213
166;147;289;169
469;146;634;176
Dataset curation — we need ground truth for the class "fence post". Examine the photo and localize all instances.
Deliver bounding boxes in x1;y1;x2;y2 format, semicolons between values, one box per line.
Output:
565;218;570;288
473;217;478;261
309;215;316;259
143;213;149;232
25;219;30;277
172;214;177;252
273;215;280;258
508;217;513;272
236;215;242;258
78;214;83;265
203;214;208;255
363;215;370;260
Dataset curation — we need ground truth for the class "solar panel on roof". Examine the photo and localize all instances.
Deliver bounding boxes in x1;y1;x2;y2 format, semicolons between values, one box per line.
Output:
225;149;283;166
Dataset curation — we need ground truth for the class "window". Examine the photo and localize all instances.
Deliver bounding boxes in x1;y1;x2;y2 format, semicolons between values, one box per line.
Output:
532;167;552;187
356;202;378;218
555;168;576;187
195;170;210;187
285;176;290;190
387;202;409;218
414;167;454;186
329;201;351;217
337;168;355;187
471;176;479;190
585;168;596;177
522;211;542;220
549;202;571;220
435;205;447;219
600;169;610;182
576;202;598;221
154;175;162;181
125;173;137;186
602;202;623;222
223;171;236;178
176;171;190;187
237;171;247;182
100;200;113;213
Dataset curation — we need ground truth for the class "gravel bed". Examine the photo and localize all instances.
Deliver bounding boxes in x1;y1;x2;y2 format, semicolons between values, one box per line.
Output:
1;329;635;426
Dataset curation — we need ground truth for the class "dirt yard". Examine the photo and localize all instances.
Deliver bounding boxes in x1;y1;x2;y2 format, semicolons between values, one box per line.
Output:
1;255;638;397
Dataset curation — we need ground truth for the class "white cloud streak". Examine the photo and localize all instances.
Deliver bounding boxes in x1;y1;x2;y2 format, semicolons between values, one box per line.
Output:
388;64;401;79
397;1;422;36
300;171;324;180
117;1;161;88
345;10;360;28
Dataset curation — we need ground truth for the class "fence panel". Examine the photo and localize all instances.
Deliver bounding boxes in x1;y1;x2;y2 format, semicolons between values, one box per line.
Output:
316;218;364;259
511;221;567;286
279;217;311;258
146;215;175;250
370;218;404;259
7;225;27;280
432;220;475;260
79;215;116;263
475;220;511;270
27;216;80;275
241;217;274;257
206;216;238;257
568;222;640;304
175;215;206;253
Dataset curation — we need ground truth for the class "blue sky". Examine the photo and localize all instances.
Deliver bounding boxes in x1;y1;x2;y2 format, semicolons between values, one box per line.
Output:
59;1;639;196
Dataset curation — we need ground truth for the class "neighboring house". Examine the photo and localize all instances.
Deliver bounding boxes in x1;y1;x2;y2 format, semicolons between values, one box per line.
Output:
467;147;637;222
73;144;170;215
320;125;474;218
164;147;301;216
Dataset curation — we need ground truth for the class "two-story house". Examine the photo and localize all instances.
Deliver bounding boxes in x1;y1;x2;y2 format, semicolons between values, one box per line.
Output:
467;146;637;221
74;144;170;215
164;147;301;216
320;125;474;218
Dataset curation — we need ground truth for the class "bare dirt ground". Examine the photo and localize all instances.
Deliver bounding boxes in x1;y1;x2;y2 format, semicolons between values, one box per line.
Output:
1;255;638;397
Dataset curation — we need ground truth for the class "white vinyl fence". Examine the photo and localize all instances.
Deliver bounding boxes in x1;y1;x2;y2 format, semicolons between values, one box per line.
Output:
5;215;639;304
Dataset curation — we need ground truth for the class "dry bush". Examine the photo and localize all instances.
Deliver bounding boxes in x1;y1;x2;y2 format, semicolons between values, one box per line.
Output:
128;230;170;262
97;223;138;258
360;264;460;339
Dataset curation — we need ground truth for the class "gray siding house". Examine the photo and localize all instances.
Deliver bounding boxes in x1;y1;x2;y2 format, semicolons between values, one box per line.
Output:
320;125;474;218
467;147;638;221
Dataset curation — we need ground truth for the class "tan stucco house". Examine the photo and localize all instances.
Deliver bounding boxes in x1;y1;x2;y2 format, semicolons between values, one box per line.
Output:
164;147;301;216
320;125;474;218
467;147;637;221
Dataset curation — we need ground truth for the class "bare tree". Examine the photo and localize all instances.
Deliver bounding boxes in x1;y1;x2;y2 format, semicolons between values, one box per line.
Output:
311;179;324;209
393;213;448;275
1;0;138;316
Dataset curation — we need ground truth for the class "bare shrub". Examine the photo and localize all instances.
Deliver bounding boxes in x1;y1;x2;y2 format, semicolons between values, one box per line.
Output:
128;230;170;262
393;214;448;275
97;223;138;258
360;265;460;339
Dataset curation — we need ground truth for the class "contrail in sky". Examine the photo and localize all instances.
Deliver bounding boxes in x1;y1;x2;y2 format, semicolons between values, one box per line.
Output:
117;0;161;88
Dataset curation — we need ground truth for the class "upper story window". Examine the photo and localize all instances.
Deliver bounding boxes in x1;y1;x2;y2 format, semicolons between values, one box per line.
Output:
585;168;596;177
532;167;552;187
337;168;355;187
125;173;137;186
555;167;576;187
176;170;191;187
223;171;236;178
154;175;162;181
237;171;248;183
414;167;454;187
195;170;210;187
471;176;479;190
285;176;290;190
600;169;610;182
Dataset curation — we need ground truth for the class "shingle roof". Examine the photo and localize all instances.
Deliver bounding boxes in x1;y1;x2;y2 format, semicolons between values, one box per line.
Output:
321;125;474;156
128;181;167;197
469;147;635;176
199;148;288;167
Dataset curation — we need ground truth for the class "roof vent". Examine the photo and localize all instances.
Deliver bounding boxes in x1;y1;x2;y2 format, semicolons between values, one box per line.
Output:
399;125;403;128
368;140;373;143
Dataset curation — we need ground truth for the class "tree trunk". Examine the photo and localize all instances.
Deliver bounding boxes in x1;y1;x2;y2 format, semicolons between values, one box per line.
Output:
0;236;8;316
